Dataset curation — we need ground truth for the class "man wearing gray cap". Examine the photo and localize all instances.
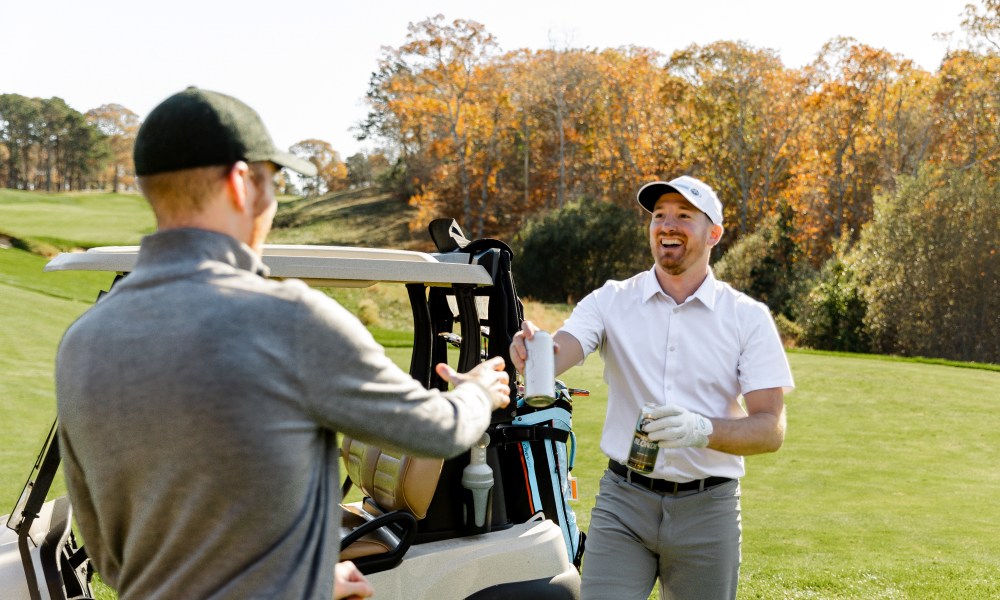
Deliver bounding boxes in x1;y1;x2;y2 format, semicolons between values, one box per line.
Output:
55;87;510;600
511;175;793;599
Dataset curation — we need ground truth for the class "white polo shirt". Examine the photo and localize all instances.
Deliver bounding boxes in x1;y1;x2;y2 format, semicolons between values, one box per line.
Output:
560;267;794;481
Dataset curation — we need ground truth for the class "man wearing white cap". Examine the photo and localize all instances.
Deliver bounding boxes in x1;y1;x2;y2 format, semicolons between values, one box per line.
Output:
511;175;794;599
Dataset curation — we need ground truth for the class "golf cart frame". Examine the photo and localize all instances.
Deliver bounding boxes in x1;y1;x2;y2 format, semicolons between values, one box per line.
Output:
2;219;582;599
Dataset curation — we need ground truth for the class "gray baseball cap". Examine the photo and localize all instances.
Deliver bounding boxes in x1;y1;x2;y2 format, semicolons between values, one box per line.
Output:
134;87;317;177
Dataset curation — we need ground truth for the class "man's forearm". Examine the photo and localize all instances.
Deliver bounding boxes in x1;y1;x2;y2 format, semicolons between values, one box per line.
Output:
706;387;786;455
706;410;785;455
552;330;585;377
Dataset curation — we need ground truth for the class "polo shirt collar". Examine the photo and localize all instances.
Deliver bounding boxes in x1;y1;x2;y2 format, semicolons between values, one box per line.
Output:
642;266;720;310
135;228;270;277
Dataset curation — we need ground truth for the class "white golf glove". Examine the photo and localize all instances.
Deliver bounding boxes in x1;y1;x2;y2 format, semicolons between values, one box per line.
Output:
643;404;714;448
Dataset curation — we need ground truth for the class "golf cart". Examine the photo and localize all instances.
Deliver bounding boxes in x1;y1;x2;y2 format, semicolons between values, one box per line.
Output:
1;219;584;599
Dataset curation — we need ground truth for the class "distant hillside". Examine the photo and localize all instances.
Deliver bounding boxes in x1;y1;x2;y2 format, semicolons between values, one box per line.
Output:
269;186;430;250
0;186;442;253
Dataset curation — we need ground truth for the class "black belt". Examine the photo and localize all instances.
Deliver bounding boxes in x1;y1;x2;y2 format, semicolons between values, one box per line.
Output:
608;460;732;495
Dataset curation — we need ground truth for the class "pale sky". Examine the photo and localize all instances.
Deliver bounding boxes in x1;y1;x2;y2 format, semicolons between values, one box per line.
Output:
6;1;976;157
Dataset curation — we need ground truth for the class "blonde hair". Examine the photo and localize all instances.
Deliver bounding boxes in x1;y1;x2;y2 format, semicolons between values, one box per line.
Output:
138;165;230;222
137;162;273;222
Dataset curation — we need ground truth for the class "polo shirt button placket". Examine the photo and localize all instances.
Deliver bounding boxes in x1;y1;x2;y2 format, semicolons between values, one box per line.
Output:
665;337;676;394
665;304;681;399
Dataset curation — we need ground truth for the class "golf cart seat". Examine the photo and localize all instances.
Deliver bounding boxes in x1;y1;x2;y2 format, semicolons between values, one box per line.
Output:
339;436;444;574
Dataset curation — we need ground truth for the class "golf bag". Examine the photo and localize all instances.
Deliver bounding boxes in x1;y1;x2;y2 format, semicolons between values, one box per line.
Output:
496;384;585;567
421;218;585;567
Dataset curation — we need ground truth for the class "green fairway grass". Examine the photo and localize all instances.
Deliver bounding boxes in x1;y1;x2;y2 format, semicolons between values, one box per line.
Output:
0;189;156;251
737;352;999;598
2;190;998;598
0;247;117;502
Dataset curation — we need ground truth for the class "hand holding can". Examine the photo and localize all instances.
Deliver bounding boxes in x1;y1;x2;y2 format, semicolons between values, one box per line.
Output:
523;330;555;408
626;404;659;474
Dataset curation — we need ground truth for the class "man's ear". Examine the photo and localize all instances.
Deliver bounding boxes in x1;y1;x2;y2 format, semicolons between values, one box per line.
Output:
708;224;724;247
225;161;251;214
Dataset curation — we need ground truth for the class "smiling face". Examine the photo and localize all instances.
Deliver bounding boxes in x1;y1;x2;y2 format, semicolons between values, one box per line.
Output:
649;192;723;278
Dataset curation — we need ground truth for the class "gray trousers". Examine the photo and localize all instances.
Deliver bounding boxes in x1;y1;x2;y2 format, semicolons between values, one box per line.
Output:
581;469;742;600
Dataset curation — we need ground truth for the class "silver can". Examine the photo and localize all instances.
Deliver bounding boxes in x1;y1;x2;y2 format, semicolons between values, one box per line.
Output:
523;331;555;408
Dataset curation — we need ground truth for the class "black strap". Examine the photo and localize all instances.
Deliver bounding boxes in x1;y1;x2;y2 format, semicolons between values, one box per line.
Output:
496;424;570;445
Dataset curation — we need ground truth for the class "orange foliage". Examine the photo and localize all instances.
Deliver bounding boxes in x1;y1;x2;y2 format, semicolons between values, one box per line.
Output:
361;16;1000;267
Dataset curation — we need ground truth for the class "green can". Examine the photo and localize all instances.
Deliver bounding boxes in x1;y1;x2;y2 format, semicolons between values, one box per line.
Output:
626;405;659;474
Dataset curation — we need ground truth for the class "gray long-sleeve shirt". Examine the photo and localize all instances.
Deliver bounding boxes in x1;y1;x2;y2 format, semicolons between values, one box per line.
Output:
55;228;494;599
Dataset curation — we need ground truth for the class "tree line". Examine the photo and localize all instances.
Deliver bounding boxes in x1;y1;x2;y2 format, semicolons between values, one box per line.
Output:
362;7;998;271
5;4;995;267
2;3;997;363
359;7;996;364
0;95;138;192
0;94;384;196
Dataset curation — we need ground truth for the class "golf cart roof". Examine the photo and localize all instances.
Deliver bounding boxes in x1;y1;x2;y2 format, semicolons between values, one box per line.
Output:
44;244;495;288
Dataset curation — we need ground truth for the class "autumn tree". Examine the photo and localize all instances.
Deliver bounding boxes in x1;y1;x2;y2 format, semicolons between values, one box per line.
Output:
927;50;999;177
490;49;554;225
353;15;997;319
87;104;140;192
592;46;675;203
290;139;348;196
916;1;1000;186
663;41;809;247
465;59;517;236
362;15;500;234
961;0;1000;52
519;47;604;210
787;39;929;264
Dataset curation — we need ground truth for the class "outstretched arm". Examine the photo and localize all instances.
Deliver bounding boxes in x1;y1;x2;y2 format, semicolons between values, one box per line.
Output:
509;320;584;377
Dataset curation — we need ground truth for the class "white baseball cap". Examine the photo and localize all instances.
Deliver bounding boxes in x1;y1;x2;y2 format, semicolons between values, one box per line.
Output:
636;176;724;225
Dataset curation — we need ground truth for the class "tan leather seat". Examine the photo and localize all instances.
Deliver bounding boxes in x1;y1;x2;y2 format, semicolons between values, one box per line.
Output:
339;436;444;572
